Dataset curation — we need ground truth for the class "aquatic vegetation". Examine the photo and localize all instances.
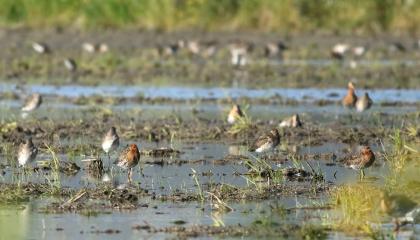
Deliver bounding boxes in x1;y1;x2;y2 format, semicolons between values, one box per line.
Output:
331;184;383;234
0;0;419;33
228;106;254;135
191;168;204;201
44;144;62;195
0;185;29;204
298;224;328;240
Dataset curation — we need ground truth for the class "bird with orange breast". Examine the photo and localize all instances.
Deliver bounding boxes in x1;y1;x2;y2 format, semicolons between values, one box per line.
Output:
116;144;140;183
342;82;358;108
342;145;375;179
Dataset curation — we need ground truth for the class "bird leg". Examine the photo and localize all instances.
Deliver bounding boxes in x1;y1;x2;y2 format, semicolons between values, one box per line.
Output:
107;152;111;169
393;218;400;232
359;169;365;180
128;168;133;183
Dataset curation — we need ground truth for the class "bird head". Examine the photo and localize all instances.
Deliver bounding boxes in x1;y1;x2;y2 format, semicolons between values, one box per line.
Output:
130;144;139;152
361;146;374;159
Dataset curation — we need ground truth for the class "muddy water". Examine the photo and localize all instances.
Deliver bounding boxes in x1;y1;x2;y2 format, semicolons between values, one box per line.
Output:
0;140;398;239
0;84;419;239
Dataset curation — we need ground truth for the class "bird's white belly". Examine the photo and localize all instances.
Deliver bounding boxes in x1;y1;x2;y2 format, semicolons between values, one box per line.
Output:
255;142;273;153
18;152;31;166
102;141;114;153
227;115;235;124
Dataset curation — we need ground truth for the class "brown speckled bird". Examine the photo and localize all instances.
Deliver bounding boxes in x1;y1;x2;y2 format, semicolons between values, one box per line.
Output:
380;191;418;231
227;104;244;124
17;137;38;167
102;127;119;160
356;92;373;112
342;146;375;179
22;93;42;112
116;144;140;182
249;128;280;153
342;82;357;108
279;114;302;128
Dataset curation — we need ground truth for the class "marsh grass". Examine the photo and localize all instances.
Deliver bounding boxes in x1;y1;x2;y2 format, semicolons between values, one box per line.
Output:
191;168;204;201
228;107;254;135
1;0;420;33
332;184;383;235
331;127;420;235
382;129;420;190
44;144;62;195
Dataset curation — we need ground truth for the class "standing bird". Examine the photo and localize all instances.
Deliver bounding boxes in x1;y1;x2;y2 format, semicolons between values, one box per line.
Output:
82;42;109;53
355;92;373;112
249;129;280;153
227;104;244;124
116;144;140;183
102;127;119;161
342;146;375;179
264;41;287;58
18;138;38;167
352;46;366;58
380;192;418;231
331;43;349;60
229;41;251;67
32;42;50;54
279;114;302;128
21;93;42;112
63;58;77;72
342;82;358;108
187;40;201;55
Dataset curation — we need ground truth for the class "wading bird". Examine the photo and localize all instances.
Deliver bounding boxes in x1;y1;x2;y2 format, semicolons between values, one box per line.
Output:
18;138;38;167
342;146;375;179
249;128;280;153
342;82;358;108
116;144;140;183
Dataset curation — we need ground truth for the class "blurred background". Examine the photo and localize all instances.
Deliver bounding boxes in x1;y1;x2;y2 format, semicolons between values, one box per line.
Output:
0;0;419;33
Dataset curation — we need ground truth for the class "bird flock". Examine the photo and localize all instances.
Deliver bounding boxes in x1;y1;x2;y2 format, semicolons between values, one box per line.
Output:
18;79;375;181
9;38;416;231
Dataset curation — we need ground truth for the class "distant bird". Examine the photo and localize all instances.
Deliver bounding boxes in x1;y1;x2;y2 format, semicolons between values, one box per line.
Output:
102;127;119;160
380;191;418;231
391;42;406;52
159;40;185;56
279;114;302;128
227;104;244;124
82;43;96;53
187;40;200;55
342;82;357;108
116;144;140;183
17;138;38;167
331;43;349;60
82;43;109;53
352;46;366;57
342;146;375;178
63;58;77;72
21;93;42;112
356;92;373;112
229;41;251;67
264;41;287;58
98;43;109;53
202;41;217;58
249;128;280;153
32;42;50;54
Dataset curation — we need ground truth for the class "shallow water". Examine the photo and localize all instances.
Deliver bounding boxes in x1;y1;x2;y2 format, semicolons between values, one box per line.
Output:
1;83;420;102
0;83;419;239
